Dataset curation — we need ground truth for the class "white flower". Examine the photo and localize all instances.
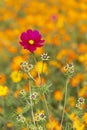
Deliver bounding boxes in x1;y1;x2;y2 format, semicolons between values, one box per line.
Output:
30;92;38;100
41;53;50;61
77;97;85;104
76;103;82;109
20;61;33;73
17;114;26;123
20;61;28;68
20;89;26;96
64;63;74;74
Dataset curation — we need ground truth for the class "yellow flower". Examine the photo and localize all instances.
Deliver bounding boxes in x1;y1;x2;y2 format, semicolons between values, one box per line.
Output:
78;54;87;63
46;117;61;130
34;110;45;122
7;122;13;128
69;113;77;121
73;119;85;130
71;74;84;87
10;71;22;83
70;113;86;130
22;128;29;130
0;106;3;113
83;112;87;124
0;85;9;96
35;61;48;74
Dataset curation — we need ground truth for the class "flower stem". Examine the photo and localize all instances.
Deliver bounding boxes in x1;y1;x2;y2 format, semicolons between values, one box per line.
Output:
29;81;35;125
43;92;53;130
32;53;41;85
41;61;53;130
60;78;69;129
32;53;53;130
28;72;36;82
1;97;7;130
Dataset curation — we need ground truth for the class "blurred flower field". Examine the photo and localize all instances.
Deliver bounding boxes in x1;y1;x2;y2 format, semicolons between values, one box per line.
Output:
0;0;87;130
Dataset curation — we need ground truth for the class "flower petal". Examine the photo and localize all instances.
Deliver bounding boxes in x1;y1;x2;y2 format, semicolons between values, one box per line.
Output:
36;43;43;47
39;40;45;43
27;45;36;52
27;29;33;38
35;40;45;47
32;30;41;39
20;32;29;42
19;42;26;46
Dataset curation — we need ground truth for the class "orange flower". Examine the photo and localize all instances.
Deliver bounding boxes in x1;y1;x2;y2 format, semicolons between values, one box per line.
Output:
49;61;61;68
46;117;61;130
69;113;77;121
0;74;6;84
53;90;63;101
0;106;3;113
35;77;45;87
63;34;70;42
35;48;44;55
22;128;29;130
56;49;76;62
11;56;24;71
16;107;23;114
78;86;87;97
51;35;61;45
14;90;20;98
78;43;87;53
8;46;18;54
70;74;84;87
23;85;29;92
69;96;75;107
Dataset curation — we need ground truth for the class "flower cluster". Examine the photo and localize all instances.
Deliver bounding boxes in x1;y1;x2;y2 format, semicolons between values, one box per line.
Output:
20;61;33;73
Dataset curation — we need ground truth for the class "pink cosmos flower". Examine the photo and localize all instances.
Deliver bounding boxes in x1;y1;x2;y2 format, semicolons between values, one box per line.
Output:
19;29;45;52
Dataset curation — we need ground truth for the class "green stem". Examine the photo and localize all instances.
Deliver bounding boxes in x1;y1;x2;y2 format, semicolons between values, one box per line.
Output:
1;97;7;130
41;61;53;130
25;121;29;130
28;72;36;82
28;81;35;125
32;53;41;85
60;78;69;129
43;93;53;130
32;53;53;130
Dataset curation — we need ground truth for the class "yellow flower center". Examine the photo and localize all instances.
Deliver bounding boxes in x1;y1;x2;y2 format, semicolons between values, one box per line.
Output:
29;40;34;45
